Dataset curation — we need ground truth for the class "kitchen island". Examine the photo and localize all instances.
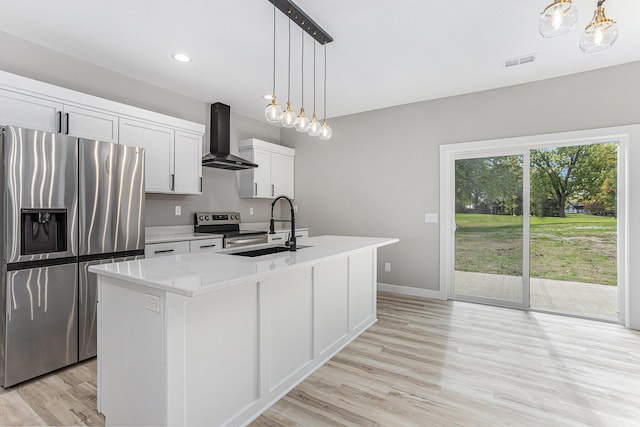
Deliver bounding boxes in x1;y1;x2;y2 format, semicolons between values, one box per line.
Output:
90;235;398;427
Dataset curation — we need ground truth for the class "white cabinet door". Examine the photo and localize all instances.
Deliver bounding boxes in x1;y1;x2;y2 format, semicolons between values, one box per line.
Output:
253;149;272;198
145;241;190;258
174;131;202;194
119;118;175;193
270;153;294;198
0;89;62;133
189;238;223;253
64;105;118;143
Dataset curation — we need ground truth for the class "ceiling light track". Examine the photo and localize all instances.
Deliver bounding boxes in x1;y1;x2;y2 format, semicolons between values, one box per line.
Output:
268;0;333;45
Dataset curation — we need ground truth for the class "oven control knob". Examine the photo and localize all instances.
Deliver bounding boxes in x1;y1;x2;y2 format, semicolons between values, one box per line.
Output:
205;215;210;221
199;215;204;221
233;215;239;220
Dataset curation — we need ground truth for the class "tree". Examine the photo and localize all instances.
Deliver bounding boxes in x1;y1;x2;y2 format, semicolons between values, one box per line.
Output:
530;143;617;217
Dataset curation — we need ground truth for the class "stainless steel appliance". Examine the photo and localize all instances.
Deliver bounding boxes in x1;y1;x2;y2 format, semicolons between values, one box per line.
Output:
194;212;267;248
0;126;145;387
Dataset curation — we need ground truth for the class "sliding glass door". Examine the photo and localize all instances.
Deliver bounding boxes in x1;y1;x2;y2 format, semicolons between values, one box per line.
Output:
453;153;529;308
448;141;620;322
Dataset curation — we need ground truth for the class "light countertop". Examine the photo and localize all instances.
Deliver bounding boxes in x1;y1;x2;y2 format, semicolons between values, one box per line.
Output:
90;235;398;297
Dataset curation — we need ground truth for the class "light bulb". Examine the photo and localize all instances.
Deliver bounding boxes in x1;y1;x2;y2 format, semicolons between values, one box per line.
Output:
539;0;578;38
319;120;332;141
281;102;297;128
294;108;310;132
551;8;563;29
308;113;322;136
579;7;618;54
264;97;283;123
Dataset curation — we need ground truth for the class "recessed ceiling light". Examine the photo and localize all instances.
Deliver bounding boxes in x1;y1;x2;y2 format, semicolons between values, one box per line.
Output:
172;53;191;63
263;94;273;100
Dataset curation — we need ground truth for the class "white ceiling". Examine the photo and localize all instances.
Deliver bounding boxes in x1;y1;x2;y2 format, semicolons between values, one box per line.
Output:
1;0;639;121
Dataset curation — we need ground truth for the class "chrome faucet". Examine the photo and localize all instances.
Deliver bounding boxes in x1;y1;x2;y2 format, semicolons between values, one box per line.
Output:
270;195;296;251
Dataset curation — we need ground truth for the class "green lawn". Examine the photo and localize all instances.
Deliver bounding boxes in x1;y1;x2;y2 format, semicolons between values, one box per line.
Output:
455;213;617;286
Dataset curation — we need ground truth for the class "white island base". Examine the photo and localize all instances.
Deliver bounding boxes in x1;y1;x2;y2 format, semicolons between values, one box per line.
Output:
93;236;398;426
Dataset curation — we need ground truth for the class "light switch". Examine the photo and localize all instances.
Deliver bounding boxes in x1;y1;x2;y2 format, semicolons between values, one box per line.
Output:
424;213;438;223
175;206;181;216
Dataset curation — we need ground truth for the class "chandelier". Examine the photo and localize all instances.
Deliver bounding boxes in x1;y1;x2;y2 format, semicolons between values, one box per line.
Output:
263;0;334;140
539;0;618;53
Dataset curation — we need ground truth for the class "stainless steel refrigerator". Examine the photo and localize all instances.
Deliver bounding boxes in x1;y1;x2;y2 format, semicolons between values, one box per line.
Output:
0;126;145;387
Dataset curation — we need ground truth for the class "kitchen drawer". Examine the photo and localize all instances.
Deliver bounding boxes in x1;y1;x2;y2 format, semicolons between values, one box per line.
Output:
145;241;190;258
189;238;223;253
268;232;289;243
294;230;309;239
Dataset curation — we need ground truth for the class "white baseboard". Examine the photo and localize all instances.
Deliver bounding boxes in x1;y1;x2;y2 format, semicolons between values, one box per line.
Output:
377;283;446;300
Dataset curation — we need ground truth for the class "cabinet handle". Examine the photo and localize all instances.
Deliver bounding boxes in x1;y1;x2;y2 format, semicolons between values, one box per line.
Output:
57;112;62;133
254;183;257;197
154;249;174;254
199;177;203;192
171;174;175;191
272;237;283;241
65;113;69;135
199;244;217;249
271;184;274;197
295;234;303;238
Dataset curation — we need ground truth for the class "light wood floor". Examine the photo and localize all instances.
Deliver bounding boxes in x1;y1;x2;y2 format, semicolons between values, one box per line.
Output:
2;292;639;426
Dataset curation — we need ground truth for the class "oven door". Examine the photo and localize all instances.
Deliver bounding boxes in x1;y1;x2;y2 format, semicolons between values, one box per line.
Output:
224;235;268;249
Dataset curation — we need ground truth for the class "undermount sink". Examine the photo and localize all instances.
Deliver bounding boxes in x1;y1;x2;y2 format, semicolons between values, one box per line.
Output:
230;245;311;258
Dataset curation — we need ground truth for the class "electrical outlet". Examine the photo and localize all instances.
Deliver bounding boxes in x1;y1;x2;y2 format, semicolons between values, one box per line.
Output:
249;207;254;215
294;205;298;213
145;294;160;312
175;205;182;216
424;213;438;223
384;262;391;272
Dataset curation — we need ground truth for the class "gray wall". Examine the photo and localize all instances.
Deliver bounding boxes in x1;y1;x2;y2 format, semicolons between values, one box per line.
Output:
0;32;281;225
281;61;640;292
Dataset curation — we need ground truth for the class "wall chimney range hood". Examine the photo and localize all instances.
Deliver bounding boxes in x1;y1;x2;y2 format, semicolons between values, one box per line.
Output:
202;103;258;170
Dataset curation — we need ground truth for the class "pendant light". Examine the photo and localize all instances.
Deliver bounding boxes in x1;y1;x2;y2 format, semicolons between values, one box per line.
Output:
539;0;579;38
281;19;297;128
308;41;322;137
580;0;618;54
294;29;311;132
265;5;283;123
319;44;332;141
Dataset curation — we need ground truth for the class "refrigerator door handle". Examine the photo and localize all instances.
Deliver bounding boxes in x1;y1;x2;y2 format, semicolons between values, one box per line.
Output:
57;111;62;133
65;113;70;135
171;174;175;191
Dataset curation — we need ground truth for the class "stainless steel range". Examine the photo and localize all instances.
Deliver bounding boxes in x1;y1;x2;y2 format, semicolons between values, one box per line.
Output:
194;212;267;248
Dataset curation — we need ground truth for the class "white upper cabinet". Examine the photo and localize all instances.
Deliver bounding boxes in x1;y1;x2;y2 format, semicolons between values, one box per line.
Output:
239;139;295;199
0;71;205;195
174;131;203;194
0;89;63;133
64;105;118;143
119;118;175;193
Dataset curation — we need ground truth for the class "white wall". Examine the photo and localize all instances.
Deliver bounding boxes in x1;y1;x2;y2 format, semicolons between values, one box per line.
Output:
0;32;281;225
281;61;640;328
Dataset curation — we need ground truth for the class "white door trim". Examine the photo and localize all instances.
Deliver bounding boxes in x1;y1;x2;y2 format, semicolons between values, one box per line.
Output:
439;125;634;327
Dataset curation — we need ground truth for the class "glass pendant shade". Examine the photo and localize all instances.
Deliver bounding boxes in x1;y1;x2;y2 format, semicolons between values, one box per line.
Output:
319;120;332;141
281;102;297;128
539;0;578;38
308;113;322;136
265;97;283;122
579;7;618;54
294;108;310;132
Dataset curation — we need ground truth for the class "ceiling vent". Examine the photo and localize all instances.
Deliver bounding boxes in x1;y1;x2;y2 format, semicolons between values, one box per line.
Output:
504;54;537;68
